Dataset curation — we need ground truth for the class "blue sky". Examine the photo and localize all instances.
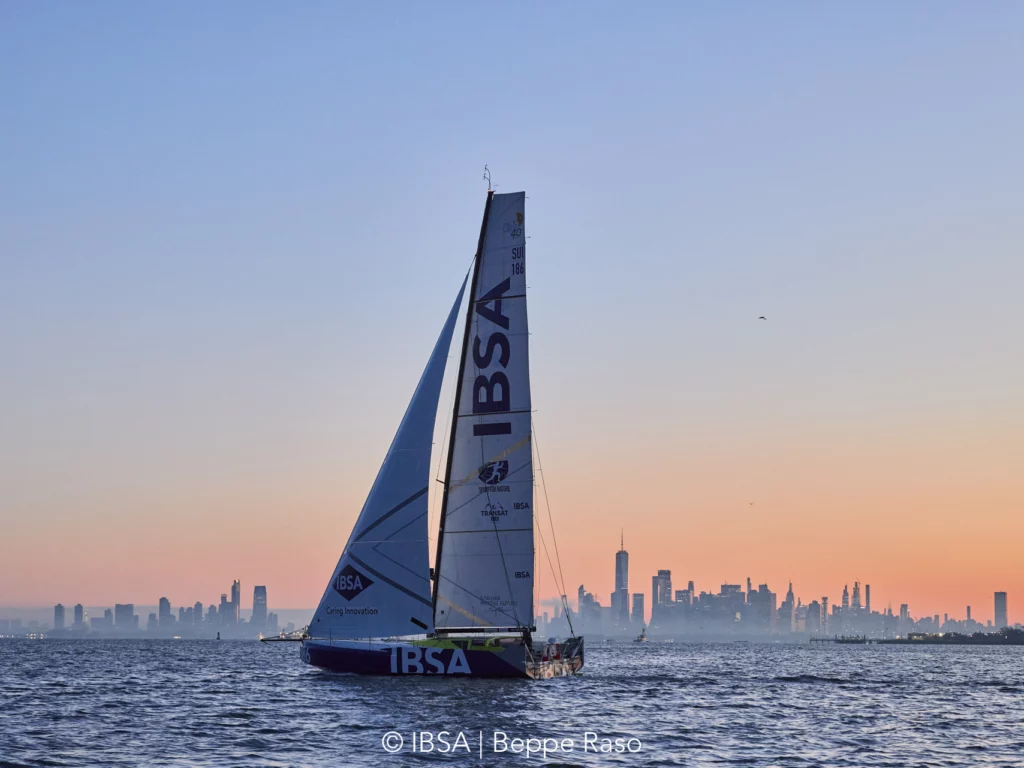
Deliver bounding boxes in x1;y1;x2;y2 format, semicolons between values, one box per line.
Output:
2;3;1022;612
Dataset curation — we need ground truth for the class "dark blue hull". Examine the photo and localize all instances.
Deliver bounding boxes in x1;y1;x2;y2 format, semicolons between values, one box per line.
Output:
301;636;584;679
302;640;529;678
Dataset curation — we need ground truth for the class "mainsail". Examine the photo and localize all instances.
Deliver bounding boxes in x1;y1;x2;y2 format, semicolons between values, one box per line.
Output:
434;191;535;631
308;277;467;641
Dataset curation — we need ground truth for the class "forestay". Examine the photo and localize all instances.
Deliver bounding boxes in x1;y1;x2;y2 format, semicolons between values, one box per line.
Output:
308;277;467;641
434;191;535;631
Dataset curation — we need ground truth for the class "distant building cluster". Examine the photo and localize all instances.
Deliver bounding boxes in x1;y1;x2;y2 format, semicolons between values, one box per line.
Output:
0;580;290;639
534;538;1017;641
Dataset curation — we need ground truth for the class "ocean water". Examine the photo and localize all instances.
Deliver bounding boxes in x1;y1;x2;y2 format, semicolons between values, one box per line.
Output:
1;639;1022;767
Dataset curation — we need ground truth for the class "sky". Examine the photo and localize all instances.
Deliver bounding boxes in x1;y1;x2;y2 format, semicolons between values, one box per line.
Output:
2;3;1022;624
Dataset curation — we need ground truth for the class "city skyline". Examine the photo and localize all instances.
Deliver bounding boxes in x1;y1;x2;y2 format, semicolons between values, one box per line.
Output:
3;5;1023;620
3;555;1014;632
553;539;1017;639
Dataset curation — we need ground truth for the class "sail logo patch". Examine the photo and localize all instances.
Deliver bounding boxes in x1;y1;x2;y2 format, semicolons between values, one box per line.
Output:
480;502;508;519
478;461;509;485
333;564;374;601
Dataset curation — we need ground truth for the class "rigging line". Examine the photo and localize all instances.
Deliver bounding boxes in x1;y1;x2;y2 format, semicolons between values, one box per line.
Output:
533;423;575;637
533;483;565;634
531;447;569;630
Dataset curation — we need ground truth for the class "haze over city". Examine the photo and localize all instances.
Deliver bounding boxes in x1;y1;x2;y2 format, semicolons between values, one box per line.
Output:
3;4;1022;622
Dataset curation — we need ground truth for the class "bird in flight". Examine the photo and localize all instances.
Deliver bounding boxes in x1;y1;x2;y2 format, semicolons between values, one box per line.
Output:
758;316;766;320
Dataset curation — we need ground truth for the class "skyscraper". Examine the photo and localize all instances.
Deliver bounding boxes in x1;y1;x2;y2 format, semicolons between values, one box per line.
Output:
652;570;672;612
900;604;909;622
780;583;796;631
158;597;172;627
73;603;84;629
852;581;862;610
995;592;1008;628
615;533;628;593
631;593;645;626
194;601;203;625
865;584;871;614
231;580;241;623
613;535;629;623
114;604;136;630
54;604;65;631
253;586;268;628
842;584;850;610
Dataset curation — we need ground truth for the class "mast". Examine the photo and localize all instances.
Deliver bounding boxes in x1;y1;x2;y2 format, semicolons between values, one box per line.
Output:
431;190;494;621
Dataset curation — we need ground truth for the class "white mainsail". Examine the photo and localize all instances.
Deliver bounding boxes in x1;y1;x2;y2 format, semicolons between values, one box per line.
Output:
434;191;535;631
308;277;467;641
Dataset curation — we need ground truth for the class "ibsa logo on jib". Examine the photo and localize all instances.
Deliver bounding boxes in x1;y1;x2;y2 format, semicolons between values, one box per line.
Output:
333;564;374;601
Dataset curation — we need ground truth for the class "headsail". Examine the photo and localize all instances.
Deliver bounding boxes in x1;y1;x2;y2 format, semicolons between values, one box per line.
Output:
308;277;467;641
434;191;535;631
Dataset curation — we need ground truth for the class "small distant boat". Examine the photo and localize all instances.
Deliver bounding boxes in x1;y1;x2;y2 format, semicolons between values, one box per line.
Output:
635;627;649;643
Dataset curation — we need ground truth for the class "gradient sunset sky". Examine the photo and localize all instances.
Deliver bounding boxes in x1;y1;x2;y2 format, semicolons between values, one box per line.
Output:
2;4;1022;624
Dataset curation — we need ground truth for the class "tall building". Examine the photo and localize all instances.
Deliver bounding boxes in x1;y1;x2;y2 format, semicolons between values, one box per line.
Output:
613;535;629;623
194;601;203;625
821;597;829;632
615;533;628;593
806;600;822;634
779;582;796;632
158;597;172;627
114;604;136;630
995;592;1008;628
73;603;84;629
900;604;910;622
253;586;268;628
652;570;672;612
865;584;871;614
967;606;972;622
852;581;862;610
219;593;231;624
631;593;645;626
54;604;65;631
231;580;241;623
748;584;777;630
842;584;850;610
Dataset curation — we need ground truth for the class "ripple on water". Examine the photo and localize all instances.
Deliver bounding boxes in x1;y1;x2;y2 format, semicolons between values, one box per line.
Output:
1;640;1023;766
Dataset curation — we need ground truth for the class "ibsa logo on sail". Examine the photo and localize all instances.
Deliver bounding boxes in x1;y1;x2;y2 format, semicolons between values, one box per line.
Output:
333;564;374;601
471;278;514;439
389;645;472;675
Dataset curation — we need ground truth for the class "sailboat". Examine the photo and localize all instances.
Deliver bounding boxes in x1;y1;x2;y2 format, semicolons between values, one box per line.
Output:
298;191;584;678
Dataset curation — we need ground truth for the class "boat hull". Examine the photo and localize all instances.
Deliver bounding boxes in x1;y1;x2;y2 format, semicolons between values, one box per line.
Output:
301;636;583;679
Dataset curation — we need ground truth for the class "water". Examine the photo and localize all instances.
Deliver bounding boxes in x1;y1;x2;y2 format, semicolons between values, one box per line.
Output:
1;639;1022;767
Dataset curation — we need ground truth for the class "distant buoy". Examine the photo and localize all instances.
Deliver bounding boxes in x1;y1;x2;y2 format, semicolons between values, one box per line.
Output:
216;632;221;641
